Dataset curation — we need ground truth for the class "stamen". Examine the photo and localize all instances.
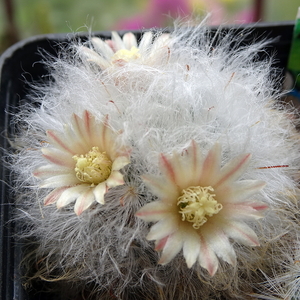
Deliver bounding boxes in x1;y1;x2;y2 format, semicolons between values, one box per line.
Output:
112;46;140;64
177;186;222;229
73;147;112;184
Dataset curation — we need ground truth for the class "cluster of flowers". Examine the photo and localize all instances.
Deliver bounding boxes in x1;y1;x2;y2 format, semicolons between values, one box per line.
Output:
11;21;300;299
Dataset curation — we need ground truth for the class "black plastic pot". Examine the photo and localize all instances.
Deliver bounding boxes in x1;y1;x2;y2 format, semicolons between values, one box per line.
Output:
0;22;295;300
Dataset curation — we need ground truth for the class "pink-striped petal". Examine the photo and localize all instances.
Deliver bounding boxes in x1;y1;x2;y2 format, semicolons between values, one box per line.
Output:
142;174;179;202
40;174;78;188
155;236;169;251
93;182;107;204
97;115;115;153
244;201;268;211
71;112;89;144
61;124;87;154
221;202;267;220
198;235;219;276
181;140;203;186
46;130;75;155
106;170;124;187
200;143;221;186
136;201;172;222
70;110;96;150
216;180;266;203
56;184;89;208
215;153;251;188
159;152;184;189
202;222;237;267
158;231;184;265
105;40;116;52
159;153;177;183
44;186;69;205
41;148;74;168
221;220;260;246
33;164;70;179
82;110;96;142
146;216;178;241
74;189;95;215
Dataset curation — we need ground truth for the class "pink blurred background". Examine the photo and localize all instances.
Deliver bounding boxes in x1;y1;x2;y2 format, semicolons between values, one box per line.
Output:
1;0;299;53
115;0;263;30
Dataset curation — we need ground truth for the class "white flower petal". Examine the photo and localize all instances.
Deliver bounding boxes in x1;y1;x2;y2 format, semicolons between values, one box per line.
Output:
138;31;153;54
96;116;115;154
71;111;90;146
181;140;203;186
151;33;170;51
202;222;237;267
111;31;125;50
221;220;260;246
146;216;178;241
33;164;70;179
169;146;204;190
70;111;108;153
81;110;99;145
182;230;201;268
79;45;111;69
93;182;107;204
155;236;169;251
142;174;179;202
123;32;137;49
217;180;266;203
46;130;76;155
215;153;252;188
74;189;95;215
243;201;268;212
136;201;172;222
111;155;130;171
198;235;219;276
149;33;170;63
106;170;124;187
40;174;78;188
221;202;267;220
44;186;69;205
41;148;75;168
158;231;184;265
62;124;87;154
159;152;183;189
56;185;89;208
200;143;221;186
91;37;114;58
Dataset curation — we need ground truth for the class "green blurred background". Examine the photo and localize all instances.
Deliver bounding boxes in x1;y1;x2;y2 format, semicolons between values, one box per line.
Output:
1;0;299;53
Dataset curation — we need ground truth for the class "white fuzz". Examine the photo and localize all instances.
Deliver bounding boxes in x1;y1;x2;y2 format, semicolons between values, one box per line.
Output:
8;19;300;299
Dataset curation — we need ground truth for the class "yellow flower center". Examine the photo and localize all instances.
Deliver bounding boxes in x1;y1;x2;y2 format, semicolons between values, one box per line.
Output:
177;186;222;229
112;46;140;63
73;147;112;184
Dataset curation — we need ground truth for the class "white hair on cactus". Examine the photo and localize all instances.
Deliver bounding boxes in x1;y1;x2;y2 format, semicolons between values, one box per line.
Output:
8;18;300;299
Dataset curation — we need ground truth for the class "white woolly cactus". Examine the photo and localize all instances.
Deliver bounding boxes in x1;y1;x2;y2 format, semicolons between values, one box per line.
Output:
9;19;300;300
